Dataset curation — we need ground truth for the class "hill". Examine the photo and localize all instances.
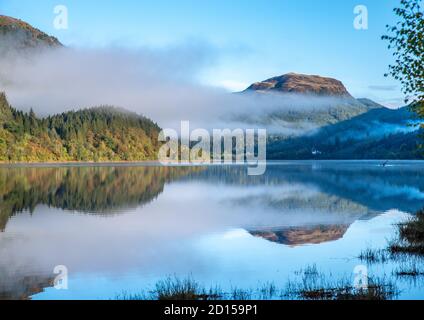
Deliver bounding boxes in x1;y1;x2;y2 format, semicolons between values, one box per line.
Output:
0;92;161;162
0;15;62;51
239;73;379;135
267;106;423;159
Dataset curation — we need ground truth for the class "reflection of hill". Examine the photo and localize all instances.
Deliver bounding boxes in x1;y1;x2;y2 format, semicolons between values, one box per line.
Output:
287;163;424;213
232;192;374;220
0;273;53;300
181;163;424;245
0;166;199;231
185;162;424;214
250;225;349;246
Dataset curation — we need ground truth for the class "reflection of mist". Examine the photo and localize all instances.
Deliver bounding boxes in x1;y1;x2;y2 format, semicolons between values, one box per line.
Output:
216;182;375;227
336;121;419;142
187;163;424;213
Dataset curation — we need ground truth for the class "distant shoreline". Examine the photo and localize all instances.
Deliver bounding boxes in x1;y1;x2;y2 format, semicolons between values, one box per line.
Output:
1;159;424;168
0;160;178;167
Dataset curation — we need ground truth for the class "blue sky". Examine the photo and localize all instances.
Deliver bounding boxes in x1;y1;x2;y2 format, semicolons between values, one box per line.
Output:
0;0;405;106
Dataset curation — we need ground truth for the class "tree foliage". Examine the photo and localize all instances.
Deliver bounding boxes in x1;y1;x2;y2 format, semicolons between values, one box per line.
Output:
382;0;424;118
0;92;161;162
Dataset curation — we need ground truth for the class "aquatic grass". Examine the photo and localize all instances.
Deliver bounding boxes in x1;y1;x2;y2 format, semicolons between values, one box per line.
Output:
387;209;424;256
284;266;398;301
285;277;398;301
230;287;253;300
393;261;424;277
116;265;401;301
115;291;149;300
116;278;282;301
258;282;278;300
153;276;222;301
294;264;319;276
389;242;424;256
116;274;398;301
358;248;390;264
398;210;424;244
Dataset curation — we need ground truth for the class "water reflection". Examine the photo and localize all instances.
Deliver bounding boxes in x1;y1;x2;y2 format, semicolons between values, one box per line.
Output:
250;225;349;246
0;161;423;300
0;166;199;230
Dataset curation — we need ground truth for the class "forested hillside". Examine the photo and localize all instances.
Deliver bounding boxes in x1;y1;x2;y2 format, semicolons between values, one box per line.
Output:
267;106;423;160
0;92;161;162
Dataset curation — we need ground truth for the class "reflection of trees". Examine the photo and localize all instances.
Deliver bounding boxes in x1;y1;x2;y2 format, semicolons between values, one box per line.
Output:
0;272;53;300
0;166;199;231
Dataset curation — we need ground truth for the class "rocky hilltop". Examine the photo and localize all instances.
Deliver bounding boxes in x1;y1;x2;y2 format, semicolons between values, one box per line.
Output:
250;225;349;246
245;73;352;97
0;15;62;50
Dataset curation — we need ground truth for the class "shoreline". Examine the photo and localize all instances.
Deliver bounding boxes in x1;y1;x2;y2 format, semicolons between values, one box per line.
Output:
1;159;424;168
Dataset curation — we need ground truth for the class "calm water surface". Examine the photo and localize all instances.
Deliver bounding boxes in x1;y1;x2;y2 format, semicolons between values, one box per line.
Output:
0;161;424;299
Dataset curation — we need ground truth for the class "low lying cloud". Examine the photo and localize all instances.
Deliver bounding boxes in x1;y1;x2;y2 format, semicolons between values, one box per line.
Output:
0;44;359;134
380;97;407;109
368;85;397;92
